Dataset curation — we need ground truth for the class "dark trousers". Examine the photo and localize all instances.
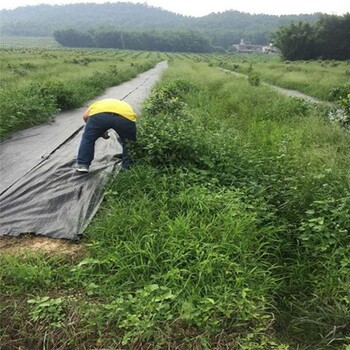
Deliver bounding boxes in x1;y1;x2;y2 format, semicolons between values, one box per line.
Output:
77;112;136;169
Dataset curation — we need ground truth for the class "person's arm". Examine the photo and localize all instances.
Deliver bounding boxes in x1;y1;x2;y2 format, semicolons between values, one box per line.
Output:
82;108;90;123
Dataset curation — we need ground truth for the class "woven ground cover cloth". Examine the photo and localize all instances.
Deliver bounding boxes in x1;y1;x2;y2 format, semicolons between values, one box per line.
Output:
0;61;168;240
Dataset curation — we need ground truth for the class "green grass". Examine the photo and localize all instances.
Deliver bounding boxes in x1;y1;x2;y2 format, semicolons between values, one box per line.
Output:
1;56;350;349
0;48;165;138
210;54;350;101
0;36;60;48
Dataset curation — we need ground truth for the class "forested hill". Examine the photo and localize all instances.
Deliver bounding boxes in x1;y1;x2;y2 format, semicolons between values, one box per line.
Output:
0;3;188;36
1;2;319;44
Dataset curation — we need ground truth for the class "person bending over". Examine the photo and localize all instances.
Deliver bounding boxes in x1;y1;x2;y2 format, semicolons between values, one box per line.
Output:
75;98;137;173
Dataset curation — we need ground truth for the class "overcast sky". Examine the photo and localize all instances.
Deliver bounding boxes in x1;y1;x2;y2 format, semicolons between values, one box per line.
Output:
0;0;349;17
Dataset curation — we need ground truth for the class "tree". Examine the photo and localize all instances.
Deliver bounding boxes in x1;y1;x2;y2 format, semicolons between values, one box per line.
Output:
272;21;315;60
314;14;350;60
272;14;350;60
54;29;95;47
54;28;214;53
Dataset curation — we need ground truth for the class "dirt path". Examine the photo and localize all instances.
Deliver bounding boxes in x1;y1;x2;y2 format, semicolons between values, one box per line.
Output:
0;61;168;242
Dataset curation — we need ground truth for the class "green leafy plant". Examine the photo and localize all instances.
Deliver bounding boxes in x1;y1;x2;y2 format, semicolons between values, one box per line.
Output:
248;73;260;86
298;196;350;256
27;296;66;328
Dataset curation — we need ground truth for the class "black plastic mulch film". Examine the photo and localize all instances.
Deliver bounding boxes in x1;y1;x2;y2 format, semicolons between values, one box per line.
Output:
0;62;167;240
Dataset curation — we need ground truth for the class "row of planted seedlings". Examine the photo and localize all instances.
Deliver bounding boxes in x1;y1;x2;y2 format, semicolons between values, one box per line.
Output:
0;48;165;139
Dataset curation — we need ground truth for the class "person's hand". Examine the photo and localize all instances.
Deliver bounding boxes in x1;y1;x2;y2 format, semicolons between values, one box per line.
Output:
102;132;110;139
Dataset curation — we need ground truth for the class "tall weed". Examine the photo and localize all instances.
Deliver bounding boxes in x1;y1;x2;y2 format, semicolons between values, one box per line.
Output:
129;61;350;347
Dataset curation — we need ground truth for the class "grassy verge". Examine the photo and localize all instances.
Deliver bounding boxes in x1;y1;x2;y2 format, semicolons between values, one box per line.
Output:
1;59;349;349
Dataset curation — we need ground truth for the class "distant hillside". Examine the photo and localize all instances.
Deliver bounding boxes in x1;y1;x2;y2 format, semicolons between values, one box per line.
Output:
1;3;188;36
0;2;320;46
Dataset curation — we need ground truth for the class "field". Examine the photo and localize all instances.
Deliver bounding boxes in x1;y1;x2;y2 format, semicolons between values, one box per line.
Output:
0;48;350;349
0;36;60;48
0;47;167;138
209;54;350;101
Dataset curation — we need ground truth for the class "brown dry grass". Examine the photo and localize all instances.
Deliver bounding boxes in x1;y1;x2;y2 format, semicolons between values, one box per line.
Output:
0;235;86;260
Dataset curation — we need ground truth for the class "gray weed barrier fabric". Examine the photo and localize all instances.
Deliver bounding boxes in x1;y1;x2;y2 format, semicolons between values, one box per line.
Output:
0;61;168;240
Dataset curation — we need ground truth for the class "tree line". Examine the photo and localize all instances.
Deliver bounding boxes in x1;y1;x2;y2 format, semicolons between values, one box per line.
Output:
54;13;350;60
1;2;319;48
54;29;214;53
273;13;350;60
